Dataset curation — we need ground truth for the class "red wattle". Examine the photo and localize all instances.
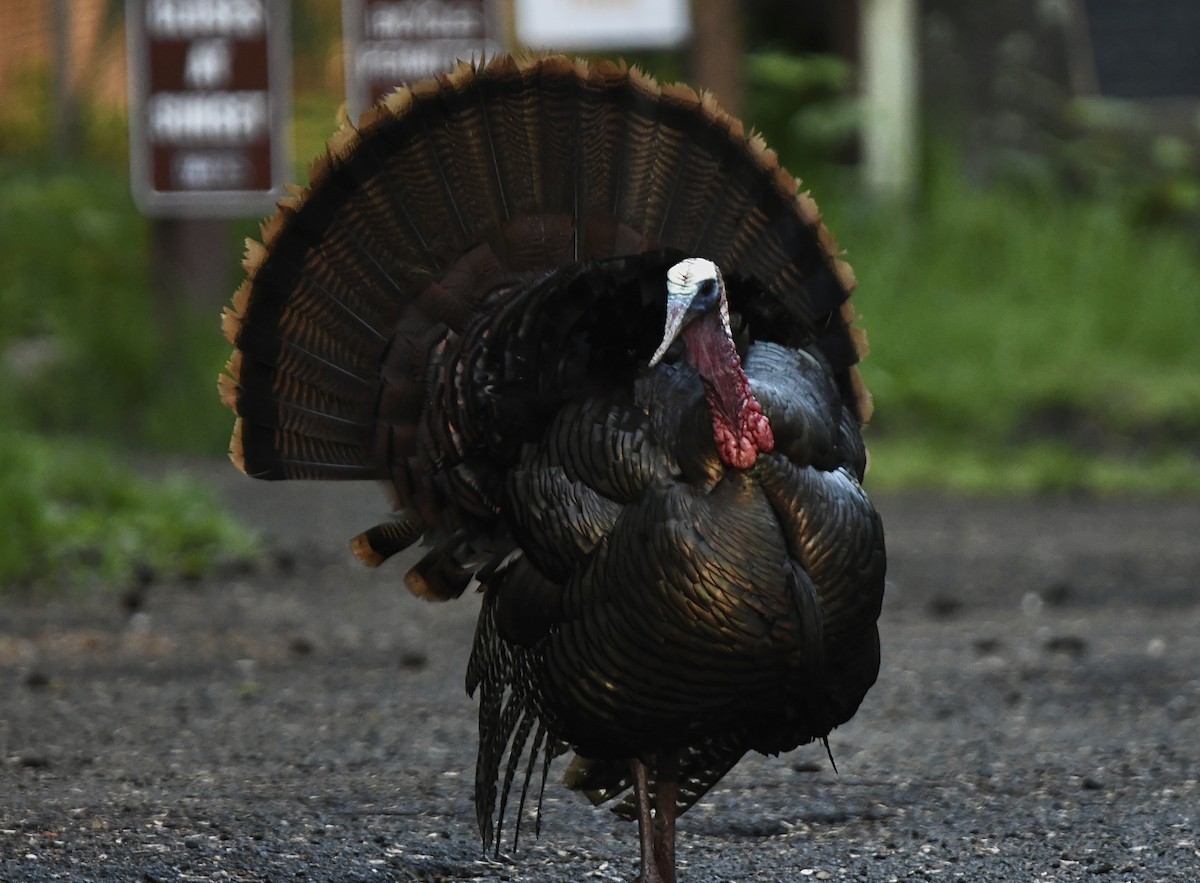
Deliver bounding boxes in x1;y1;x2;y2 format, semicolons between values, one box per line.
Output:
683;312;774;470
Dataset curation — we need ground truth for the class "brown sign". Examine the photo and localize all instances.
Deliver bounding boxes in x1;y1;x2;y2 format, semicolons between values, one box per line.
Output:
126;0;291;216
342;0;502;121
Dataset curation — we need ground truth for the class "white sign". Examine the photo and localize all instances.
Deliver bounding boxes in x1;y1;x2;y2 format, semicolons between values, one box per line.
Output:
515;0;691;50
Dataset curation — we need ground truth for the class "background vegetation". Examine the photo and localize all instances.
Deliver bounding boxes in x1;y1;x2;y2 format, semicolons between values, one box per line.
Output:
1;6;1198;589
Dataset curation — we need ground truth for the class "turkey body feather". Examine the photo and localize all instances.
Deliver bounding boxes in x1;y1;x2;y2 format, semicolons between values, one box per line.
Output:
221;54;886;883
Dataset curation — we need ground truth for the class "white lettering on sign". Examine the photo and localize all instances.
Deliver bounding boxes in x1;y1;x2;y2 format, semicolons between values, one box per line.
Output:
183;38;234;89
146;0;265;39
365;1;483;40
148;92;268;144
357;40;494;83
173;150;253;189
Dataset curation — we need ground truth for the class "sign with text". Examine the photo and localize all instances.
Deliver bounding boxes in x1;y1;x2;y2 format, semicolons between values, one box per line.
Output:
342;0;502;121
126;0;291;216
515;0;690;50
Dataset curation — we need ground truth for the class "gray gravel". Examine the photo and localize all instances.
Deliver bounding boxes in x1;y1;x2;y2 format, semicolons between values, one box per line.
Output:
2;460;1198;881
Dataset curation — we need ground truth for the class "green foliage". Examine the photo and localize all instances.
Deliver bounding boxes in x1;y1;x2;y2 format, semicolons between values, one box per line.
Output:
821;149;1200;495
0;432;259;591
744;52;859;172
292;89;348;175
0;161;234;455
0;69;54;157
0;62;262;592
1059;99;1200;233
866;439;1200;497
0;69;130;167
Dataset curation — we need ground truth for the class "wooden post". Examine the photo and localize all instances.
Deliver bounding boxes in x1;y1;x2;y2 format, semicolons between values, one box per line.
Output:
860;0;919;200
690;0;743;118
149;218;235;342
51;0;81;161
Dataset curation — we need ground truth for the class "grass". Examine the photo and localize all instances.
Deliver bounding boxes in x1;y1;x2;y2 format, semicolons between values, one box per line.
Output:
0;431;259;590
816;157;1200;495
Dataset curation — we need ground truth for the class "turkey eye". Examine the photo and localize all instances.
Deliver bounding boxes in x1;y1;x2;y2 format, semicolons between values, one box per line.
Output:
690;278;718;312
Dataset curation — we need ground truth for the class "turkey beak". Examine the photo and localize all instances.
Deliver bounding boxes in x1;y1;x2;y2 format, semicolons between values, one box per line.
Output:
649;297;691;367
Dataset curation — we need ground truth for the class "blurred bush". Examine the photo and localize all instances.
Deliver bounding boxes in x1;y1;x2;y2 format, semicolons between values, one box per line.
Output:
827;147;1200;494
0;159;239;455
744;51;859;174
0;431;258;590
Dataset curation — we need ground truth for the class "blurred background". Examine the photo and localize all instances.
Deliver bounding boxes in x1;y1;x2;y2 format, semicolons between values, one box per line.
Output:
1;0;1197;590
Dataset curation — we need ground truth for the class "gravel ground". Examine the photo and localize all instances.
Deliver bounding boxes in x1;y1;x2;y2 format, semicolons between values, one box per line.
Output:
2;460;1199;881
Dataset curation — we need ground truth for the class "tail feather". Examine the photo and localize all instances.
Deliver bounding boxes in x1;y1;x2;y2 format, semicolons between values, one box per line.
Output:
232;425;379;481
222;54;867;496
350;514;425;567
226;386;372;448
562;738;747;821
494;706;536;853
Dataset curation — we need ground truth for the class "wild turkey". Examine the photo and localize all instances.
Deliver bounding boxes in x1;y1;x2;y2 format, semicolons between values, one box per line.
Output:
220;54;886;883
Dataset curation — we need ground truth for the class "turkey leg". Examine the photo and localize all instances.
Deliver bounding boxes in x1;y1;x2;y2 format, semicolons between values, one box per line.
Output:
632;755;679;883
633;759;662;883
652;752;679;883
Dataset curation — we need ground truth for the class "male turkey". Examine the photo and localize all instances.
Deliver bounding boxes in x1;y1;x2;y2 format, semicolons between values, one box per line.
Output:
220;54;886;883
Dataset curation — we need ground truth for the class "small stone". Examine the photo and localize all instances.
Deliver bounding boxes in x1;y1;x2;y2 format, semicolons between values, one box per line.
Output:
973;637;1002;655
927;595;963;618
1045;635;1087;658
1042;581;1072;607
400;651;427;670
288;635;315;656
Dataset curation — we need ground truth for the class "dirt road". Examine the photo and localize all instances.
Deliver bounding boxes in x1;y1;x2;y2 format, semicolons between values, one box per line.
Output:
3;460;1198;881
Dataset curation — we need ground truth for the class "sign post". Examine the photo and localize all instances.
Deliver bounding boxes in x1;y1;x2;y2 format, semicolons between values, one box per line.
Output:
860;0;919;201
342;0;502;122
126;0;292;356
126;0;291;217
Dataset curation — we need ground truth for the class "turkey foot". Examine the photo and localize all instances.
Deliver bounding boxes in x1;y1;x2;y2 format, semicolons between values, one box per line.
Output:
633;754;679;883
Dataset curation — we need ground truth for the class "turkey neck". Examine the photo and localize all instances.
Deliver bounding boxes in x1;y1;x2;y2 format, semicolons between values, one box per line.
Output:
681;311;774;470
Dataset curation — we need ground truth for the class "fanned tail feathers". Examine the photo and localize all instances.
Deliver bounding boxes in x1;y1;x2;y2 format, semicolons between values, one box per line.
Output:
221;53;867;511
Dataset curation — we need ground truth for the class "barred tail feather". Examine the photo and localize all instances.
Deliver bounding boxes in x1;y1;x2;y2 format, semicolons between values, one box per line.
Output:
221;54;867;508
